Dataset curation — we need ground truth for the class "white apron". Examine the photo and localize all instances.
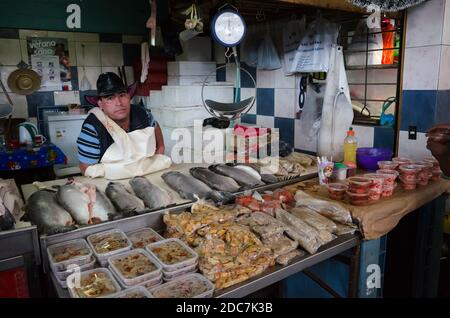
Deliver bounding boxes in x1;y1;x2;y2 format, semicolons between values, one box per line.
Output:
84;108;172;180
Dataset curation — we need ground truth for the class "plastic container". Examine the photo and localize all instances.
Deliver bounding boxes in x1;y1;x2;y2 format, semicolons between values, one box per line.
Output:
376;169;399;185
347;177;372;193
108;249;162;287
399;176;418;190
344;127;357;165
87;229;132;266
346;191;369;206
332;163;348;181
431;168;442;181
363;173;386;192
368;189;382;201
149;273;215;298
382;184;395;197
399;164;423;182
414;161;433;185
162;262;198;281
146;238;198;272
126;228;164;249
377;160;398;170
111;286;153;298
423;157;440;168
51;256;96;281
327;183;348;200
356;147;393;171
68;268;121;298
47;239;93;272
392;157;412;168
110;265;163;290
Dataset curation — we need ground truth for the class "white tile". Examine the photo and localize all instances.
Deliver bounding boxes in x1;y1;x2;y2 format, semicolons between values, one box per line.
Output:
74;32;99;42
100;43;123;66
294;119;318;153
352;125;374;148
406;0;445;48
122;35;143;44
398;131;432;160
0;66;19;92
47;31;74;41
274;67;295;88
241;88;257;115
257;69;275;88
75;42;100;66
257;115;274;128
19;29;48;39
77;66;101;91
124;66;135;85
403;46;441;90
443;1;450;45
54;91;80;105
439;45;450;89
0;93;28;118
274;88;296;118
0;39;22;66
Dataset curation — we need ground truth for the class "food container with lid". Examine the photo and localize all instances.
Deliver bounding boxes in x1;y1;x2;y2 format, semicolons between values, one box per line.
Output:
111;286;153;298
347;177;372;193
431;168;442;181
149;273;215;298
47;239;93;272
382;184;395;197
327;183;348;200
376;169;399;185
346;191;369;206
363;173;386;192
399;164;423;183
377;160;398;170
162;262;198;281
87;229;132;267
51;256;96;281
423;157;439;168
414;161;433;185
126;228;164;249
392;157;412;167
368;189;382;201
67;268;121;298
110;265;163;290
146;238;199;272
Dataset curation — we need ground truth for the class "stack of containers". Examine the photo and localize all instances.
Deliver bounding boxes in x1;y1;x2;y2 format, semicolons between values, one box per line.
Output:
149;273;215;298
87;229;132;267
68;268;121;298
111;286;153;298
126;228;164;249
327;183;348;201
376;160;399;197
346;176;372;205
363;173;386;201
414;161;434;186
392;157;412;170
424;157;442;180
146;238;199;282
108;249;163;290
47;239;96;289
398;164;424;190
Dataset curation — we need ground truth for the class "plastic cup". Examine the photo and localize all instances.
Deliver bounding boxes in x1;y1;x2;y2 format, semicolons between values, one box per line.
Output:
363;173;385;192
368;188;382;201
382;184;395;197
347;177;372;194
377;160;398;170
376;169;399;185
392;157;412;166
399;164;423;182
423;157;440;168
327;183;348;201
346;190;369;206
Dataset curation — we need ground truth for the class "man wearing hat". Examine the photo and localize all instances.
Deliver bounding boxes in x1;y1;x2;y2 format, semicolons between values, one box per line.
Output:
77;72;165;175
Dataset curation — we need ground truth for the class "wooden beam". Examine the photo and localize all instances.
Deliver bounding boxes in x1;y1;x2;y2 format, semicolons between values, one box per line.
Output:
277;0;367;13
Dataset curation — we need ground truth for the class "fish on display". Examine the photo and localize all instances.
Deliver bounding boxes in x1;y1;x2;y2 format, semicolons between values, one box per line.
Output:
189;167;241;192
0;206;15;231
105;182;146;215
161;171;235;205
233;163;278;184
129;177;172;210
209;164;265;188
56;182;112;225
23;190;75;234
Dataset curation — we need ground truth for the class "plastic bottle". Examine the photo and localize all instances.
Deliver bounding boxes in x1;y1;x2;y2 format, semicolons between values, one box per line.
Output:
343;127;357;165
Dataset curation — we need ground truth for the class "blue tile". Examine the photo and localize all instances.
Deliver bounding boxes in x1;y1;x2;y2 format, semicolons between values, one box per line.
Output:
256;88;274;116
436;90;450;125
241;62;257;88
26;92;55;117
80;90;98;106
0;29;19;39
99;33;122;43
275;117;295;148
123;43;140;66
373;126;395;152
70;66;79;91
400;90;437;133
216;63;226;82
240;114;256;124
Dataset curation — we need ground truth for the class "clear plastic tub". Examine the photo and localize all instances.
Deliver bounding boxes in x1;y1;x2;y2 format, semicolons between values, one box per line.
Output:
108;249;162;286
346;191;369;206
146;238;199;272
51;256;96;281
110;268;163;290
149;273;215;298
163;262;198;281
382;185;395;197
376;169;399;185
423;157;440;168
111;286;153;298
431;168;442;181
327;183;348;201
47;239;93;272
399;176;418;190
368;189;382;201
87;229;132;264
414;161;433;185
363;173;386;191
68;268;121;298
399;164;423;182
347;177;371;194
377;160;398;170
126;228;164;249
392;157;412;166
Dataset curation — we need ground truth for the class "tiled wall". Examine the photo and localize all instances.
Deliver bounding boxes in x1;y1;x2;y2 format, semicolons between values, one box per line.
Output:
398;0;450;159
0;28;142;132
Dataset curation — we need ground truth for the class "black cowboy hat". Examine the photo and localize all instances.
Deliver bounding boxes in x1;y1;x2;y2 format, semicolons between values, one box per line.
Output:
84;72;137;106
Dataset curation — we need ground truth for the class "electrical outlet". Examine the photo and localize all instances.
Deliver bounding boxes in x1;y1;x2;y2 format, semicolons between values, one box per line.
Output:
408;126;417;140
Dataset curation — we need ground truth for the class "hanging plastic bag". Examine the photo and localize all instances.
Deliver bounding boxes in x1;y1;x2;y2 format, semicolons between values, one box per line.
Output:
257;29;282;70
282;16;306;75
290;17;338;73
346;18;383;66
241;23;265;67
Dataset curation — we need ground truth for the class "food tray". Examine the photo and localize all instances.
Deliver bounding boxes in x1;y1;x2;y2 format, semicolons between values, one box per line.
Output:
108;249;162;286
68;268;121;298
162;262;198;281
111;286;154;298
146;238;198;272
47;239;93;272
51;256;96;281
126;228;164;249
149;273;215;298
110;266;163;290
87;229;132;263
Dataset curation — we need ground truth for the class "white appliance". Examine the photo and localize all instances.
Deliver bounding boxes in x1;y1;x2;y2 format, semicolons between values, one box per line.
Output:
45;113;88;177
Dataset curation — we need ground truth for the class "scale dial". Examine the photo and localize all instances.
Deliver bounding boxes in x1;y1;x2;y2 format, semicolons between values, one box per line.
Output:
211;10;246;47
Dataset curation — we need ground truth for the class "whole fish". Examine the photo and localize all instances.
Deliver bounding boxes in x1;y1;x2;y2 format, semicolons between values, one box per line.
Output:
189;167;241;192
129;177;172;210
105;182;145;215
209;164;265;188
23;190;75;234
56;182;113;225
161;171;235;205
242;163;278;184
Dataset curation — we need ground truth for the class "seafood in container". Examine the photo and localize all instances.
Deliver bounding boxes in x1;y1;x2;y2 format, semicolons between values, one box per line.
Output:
382;185;395;197
87;229;132;265
363;174;386;192
126;228;164;248
347;177;371;194
47;239;93;271
162;262;198;281
414;161;433;185
399;164;423;183
377;160;398;170
146;238;198;272
51;256;96;281
392;157;412;168
346;191;369;206
68;268;121;298
376;169;399;185
150;273;215;298
111;286;153;298
326;183;348;201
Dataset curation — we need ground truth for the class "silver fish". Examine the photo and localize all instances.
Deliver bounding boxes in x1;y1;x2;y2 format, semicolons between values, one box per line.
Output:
23;190;75;234
56;183;112;225
209;164;265;188
240;163;278;184
189;167;241;192
161;171;235;205
129;177;172;210
105;182;145;214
